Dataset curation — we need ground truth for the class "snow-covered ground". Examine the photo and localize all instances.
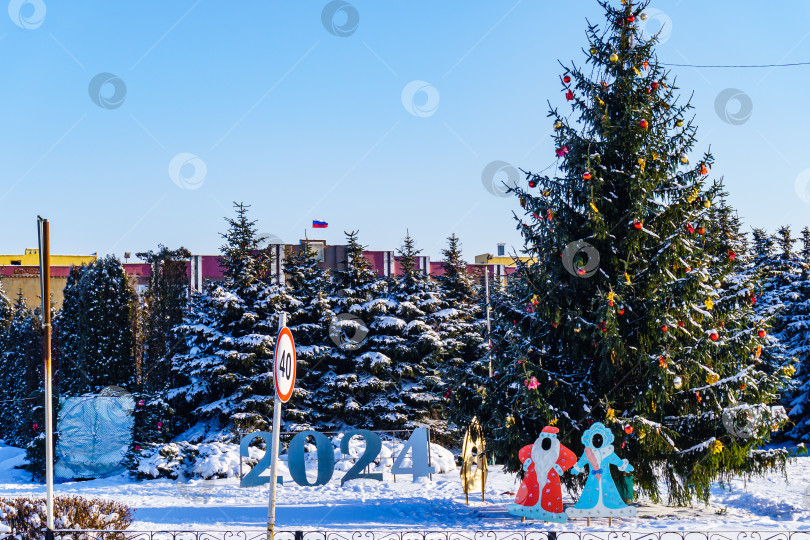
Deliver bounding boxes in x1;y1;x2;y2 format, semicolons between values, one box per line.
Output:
1;443;809;532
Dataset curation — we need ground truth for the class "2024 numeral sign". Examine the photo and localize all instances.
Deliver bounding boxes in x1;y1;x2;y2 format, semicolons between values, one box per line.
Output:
240;427;435;487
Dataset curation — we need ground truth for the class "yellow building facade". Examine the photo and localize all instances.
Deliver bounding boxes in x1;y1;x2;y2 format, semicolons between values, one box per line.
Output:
0;250;97;310
0;249;96;267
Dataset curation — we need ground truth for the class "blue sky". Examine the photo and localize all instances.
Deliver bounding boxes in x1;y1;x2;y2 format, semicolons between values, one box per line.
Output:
2;1;810;261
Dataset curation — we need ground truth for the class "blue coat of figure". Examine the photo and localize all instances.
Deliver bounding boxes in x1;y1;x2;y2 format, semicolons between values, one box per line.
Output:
565;422;637;518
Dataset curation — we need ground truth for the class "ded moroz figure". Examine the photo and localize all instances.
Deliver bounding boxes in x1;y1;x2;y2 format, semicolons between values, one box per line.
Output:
508;426;576;523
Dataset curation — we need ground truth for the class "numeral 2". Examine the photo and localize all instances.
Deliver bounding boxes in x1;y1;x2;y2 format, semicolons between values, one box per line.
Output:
240;431;281;487
340;430;383;485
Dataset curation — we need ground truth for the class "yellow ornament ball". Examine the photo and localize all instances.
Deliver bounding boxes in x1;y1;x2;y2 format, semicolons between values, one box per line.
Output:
640;12;648;20
609;53;619;63
590;47;597;55
676;119;684;127
553;120;563;130
680;153;689;164
703;200;711;208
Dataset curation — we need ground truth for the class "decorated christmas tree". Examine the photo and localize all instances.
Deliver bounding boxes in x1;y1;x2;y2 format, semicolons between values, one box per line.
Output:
474;0;792;504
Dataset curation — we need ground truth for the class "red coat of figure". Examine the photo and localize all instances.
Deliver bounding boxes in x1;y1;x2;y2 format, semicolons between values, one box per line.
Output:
508;426;576;522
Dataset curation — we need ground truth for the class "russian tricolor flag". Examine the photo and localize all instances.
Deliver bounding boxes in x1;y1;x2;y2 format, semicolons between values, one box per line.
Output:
312;220;328;229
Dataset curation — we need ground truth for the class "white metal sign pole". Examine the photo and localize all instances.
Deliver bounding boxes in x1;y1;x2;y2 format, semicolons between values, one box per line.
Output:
267;312;284;539
265;310;296;539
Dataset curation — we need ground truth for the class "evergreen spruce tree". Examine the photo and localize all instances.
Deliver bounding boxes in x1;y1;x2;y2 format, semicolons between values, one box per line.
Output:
0;294;41;448
785;228;810;441
135;245;191;388
169;203;299;441
0;295;56;481
469;0;791;504
0;279;11;331
283;240;337;429
0;281;12;442
318;231;448;434
57;256;138;395
132;246;191;449
437;234;477;304
435;235;486;432
319;230;388;427
435;235;484;360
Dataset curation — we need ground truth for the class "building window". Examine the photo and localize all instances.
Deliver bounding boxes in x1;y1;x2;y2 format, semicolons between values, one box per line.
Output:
10;260;21;265
303;240;325;262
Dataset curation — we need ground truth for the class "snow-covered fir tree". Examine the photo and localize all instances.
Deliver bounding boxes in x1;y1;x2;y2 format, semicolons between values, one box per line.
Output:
282;239;337;429
435;234;484;361
0;280;11;331
317;230;449;435
0;293;40;448
784;228;810;441
169;203;299;442
132;246;191;448
57;256;138;395
311;231;382;427
434;235;486;430
461;0;792;504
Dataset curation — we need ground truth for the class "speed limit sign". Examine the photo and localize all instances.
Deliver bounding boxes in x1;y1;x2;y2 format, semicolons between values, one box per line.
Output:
273;327;296;402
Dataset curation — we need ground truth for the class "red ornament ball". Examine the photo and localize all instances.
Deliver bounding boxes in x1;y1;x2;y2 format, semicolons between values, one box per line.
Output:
661;325;669;332
633;221;643;229
639;119;649;129
563;75;571;84
624;425;633;434
528;179;538;188
651;82;659;90
618;308;625;315
583;172;592;180
710;332;719;341
697;227;706;235
627;15;635;22
678;320;684;328
758;330;766;338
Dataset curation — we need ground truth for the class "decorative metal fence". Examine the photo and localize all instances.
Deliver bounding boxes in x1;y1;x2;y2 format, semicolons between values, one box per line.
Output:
42;531;810;540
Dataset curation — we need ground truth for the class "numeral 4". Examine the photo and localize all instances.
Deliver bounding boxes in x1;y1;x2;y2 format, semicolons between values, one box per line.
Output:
391;427;435;481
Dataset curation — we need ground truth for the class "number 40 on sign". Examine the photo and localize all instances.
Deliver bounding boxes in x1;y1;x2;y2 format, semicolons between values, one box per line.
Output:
240;427;435;487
